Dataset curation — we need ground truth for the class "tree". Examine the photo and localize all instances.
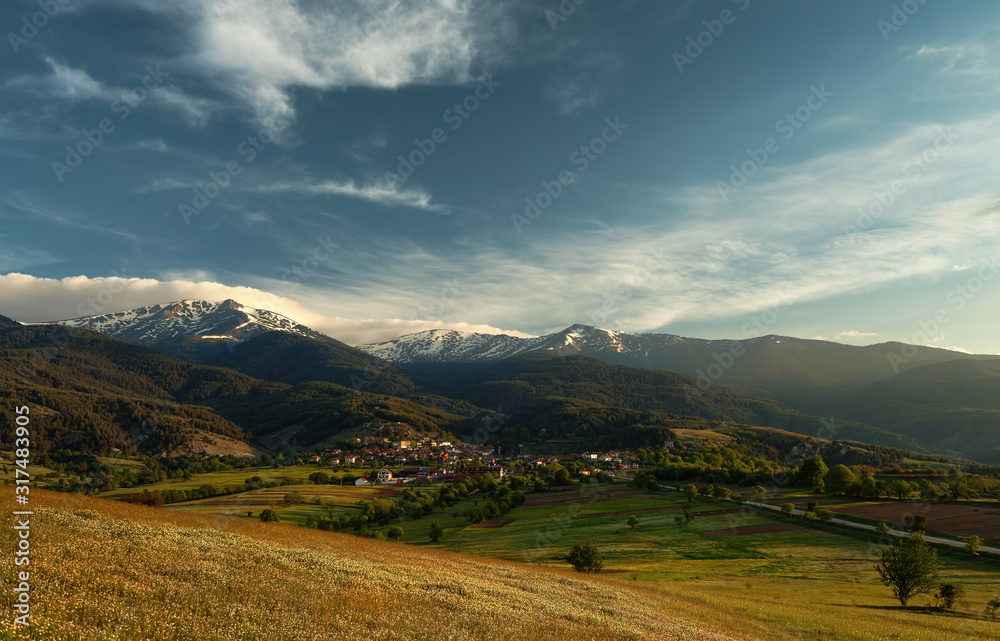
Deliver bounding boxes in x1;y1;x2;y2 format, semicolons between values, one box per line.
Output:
780;503;795;517
964;535;983;555
429;520;444;542
906;513;927;533
259;509;280;523
627;515;639;529
283;491;304;507
796;455;828;492
815;508;834;524
683;484;698;503
566;543;603;573
860;476;879;499
890;479;912;500
875;522;892;537
387;526;404;542
750;485;767;504
875;533;940;606
934;583;965;611
825;465;857;495
712;486;731;501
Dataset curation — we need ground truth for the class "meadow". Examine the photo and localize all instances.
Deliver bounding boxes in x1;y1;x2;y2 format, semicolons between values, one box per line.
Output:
4;487;1000;640
149;476;1000;639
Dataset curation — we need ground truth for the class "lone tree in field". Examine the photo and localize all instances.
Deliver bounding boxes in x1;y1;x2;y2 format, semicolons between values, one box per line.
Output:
566;543;603;573
875;533;940;606
965;535;983;555
780;503;795;517
387;526;404;542
258;509;280;523
429;520;444;542
683;484;698;502
627;515;639;529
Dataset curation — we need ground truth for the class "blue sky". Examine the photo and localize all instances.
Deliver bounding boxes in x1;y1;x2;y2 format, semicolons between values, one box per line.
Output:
1;0;998;351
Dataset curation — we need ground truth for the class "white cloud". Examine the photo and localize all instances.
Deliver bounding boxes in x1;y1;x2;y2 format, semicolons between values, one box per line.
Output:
0;273;529;344
8;57;110;101
835;330;878;339
109;0;513;125
255;177;446;212
128;138;168;152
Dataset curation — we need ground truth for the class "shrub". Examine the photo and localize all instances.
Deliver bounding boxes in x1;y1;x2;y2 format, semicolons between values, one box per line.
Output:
387;526;404;542
934;583;965;610
627;515;639;529
780;503;795;517
815;509;834;524
566;543;603;573
258;509;280;523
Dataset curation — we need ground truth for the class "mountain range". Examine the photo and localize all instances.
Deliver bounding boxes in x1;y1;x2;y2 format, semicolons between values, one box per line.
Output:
5;299;999;461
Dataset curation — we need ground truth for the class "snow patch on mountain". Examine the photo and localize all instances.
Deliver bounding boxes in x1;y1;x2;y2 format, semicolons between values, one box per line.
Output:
44;299;326;348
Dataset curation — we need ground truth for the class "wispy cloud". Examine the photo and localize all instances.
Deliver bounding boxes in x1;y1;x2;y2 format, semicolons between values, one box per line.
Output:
255;177;447;212
100;0;515;125
835;330;878;340
8;57;109;101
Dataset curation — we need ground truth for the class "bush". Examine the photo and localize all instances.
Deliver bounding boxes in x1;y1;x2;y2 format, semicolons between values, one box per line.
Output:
429;520;444;542
387;526;404;542
566;543;603;573
934;583;965;610
627;515;639;529
259;509;280;523
780;503;795;517
815;509;834;524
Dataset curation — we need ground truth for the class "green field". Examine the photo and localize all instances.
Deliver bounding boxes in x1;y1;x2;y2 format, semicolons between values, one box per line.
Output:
95;464;372;499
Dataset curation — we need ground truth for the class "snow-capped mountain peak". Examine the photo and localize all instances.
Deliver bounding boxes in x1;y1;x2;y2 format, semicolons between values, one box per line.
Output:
45;299;326;351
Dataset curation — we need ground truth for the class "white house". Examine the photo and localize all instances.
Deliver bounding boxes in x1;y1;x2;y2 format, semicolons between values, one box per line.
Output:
354;478;370;486
377;469;393;483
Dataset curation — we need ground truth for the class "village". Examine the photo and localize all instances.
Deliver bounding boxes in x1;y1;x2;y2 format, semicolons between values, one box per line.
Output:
306;432;643;486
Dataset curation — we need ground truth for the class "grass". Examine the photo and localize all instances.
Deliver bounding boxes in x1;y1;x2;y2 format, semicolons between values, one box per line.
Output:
1;490;755;641
95;465;369;499
5;487;1000;639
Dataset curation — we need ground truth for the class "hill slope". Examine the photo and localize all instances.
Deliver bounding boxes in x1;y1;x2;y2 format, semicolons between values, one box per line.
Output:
0;325;472;454
10;490;749;641
404;355;921;450
798;358;1000;460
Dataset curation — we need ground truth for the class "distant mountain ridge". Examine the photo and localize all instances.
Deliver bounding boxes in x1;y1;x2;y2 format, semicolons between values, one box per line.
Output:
41;299;328;361
9;300;1000;460
358;324;990;393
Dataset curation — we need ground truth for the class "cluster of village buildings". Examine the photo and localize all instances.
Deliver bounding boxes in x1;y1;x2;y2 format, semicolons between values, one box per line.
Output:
306;435;641;485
